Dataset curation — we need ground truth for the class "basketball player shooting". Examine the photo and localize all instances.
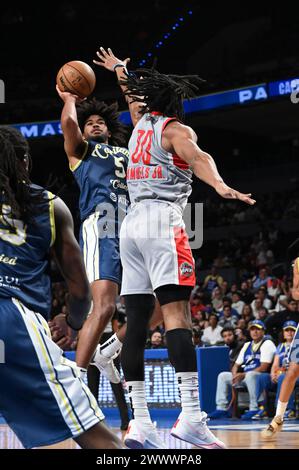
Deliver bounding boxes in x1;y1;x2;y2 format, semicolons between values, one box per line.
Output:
93;47;256;449
56;88;130;382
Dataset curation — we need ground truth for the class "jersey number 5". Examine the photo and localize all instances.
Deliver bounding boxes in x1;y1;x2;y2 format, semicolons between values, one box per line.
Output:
131;130;153;165
0;205;27;245
114;156;126;179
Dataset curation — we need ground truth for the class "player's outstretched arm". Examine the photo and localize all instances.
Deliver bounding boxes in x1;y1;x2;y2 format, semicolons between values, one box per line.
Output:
56;85;87;166
51;197;91;330
93;46;142;127
163;121;256;206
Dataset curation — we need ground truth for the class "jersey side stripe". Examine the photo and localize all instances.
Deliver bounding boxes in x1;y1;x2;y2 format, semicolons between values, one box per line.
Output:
48;191;56;247
13;299;84;434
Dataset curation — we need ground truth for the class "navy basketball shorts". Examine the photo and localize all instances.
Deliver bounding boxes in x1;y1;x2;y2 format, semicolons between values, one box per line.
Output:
79;212;121;285
0;298;104;448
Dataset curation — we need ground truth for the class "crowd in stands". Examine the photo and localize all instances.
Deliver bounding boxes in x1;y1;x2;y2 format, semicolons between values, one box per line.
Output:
202;190;299;228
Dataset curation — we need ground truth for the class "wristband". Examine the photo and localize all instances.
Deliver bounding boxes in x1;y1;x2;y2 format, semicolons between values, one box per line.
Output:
113;63;127;71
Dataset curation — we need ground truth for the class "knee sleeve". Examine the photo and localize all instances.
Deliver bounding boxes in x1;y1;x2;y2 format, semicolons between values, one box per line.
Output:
166;328;197;372
121;294;155;381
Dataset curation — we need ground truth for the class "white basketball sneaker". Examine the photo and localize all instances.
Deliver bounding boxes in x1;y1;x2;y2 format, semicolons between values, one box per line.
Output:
124;419;167;449
91;345;120;384
261;415;283;439
171;412;227;449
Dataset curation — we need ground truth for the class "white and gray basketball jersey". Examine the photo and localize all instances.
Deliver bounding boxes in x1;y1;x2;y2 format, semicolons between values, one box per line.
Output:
127;113;193;212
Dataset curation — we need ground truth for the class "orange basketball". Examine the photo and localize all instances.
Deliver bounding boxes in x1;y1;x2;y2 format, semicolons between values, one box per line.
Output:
56;61;96;98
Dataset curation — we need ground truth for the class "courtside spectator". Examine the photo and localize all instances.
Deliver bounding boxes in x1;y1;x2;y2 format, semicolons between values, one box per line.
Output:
266;300;299;342
257;307;270;323
193;311;209;331
201;313;223;346
146;331;165;349
221;327;245;368
241;304;255;325
240;281;254;304
209;320;276;419
218;306;239;329
251;298;264;319
252;267;271;291
211;286;224;312
232;292;245;316
220;280;230;297
251;288;272;314
267;277;281;305
203;265;224;292
190;293;207;318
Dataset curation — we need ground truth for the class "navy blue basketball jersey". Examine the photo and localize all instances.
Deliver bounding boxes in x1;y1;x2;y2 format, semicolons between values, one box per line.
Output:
71;140;129;222
0;185;55;318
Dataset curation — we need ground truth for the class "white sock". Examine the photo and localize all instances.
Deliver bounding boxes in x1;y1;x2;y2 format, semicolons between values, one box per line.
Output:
176;372;202;419
126;381;153;430
276;400;288;418
100;333;122;359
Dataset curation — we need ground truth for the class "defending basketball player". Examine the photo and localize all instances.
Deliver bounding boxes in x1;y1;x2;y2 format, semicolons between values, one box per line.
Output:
0;126;122;449
261;257;299;439
94;47;256;449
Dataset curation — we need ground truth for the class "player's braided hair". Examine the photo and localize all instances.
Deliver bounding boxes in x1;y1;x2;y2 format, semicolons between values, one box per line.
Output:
77;98;128;146
119;69;205;121
0;126;46;223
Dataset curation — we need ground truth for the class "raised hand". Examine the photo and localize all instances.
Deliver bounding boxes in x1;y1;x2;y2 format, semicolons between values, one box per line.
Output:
56;84;85;104
93;47;130;72
215;181;256;205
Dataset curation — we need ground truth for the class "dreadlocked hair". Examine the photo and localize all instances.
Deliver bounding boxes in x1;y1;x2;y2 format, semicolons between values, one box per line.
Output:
0;126;46;224
76;98;128;147
119;69;205;122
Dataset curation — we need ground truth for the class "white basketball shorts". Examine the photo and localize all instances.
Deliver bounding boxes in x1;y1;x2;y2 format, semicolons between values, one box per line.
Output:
120;201;195;295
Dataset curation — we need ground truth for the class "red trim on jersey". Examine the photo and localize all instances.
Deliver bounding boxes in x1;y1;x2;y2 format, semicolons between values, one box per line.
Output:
172;418;180;429
174;226;195;286
151;111;163;116
162;117;177;133
159;117;189;169
172;153;190;170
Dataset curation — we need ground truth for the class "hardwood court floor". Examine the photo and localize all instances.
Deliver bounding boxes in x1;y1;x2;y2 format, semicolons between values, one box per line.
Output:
1;421;299;449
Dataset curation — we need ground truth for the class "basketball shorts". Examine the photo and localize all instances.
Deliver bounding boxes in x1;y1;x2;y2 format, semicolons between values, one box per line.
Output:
120;201;195;295
0;298;104;448
79;212;121;285
288;323;299;364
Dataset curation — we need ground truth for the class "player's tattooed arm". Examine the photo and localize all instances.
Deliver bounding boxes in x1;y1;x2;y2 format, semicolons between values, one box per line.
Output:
94;47;142;127
163;121;256;206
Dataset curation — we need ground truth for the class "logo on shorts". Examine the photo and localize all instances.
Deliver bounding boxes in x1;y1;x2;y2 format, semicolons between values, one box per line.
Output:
180;262;193;278
110;192;117;202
